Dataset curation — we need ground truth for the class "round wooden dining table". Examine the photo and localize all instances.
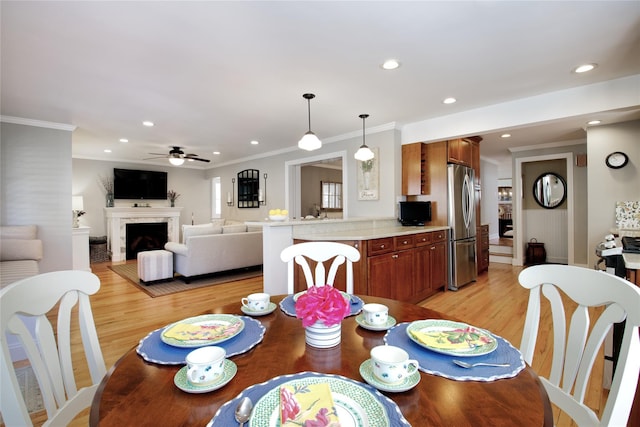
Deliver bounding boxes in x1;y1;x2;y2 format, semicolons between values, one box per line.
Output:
90;295;552;426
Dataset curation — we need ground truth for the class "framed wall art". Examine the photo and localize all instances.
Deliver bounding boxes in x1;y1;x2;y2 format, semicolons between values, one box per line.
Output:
357;147;379;200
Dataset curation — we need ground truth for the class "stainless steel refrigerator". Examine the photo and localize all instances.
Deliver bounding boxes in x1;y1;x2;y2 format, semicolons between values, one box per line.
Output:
447;164;477;290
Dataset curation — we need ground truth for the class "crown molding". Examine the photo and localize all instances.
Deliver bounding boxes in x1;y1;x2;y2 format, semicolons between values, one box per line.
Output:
0;115;76;131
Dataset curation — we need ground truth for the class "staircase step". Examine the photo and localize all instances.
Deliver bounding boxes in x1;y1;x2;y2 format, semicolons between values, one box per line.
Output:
489;245;513;255
490;254;513;264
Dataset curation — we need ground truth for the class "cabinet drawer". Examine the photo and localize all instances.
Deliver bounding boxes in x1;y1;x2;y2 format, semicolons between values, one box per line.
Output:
415;232;433;247
432;230;448;243
368;237;394;256
394;235;415;250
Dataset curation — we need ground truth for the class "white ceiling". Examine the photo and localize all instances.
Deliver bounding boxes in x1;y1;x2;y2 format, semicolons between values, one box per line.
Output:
2;1;639;168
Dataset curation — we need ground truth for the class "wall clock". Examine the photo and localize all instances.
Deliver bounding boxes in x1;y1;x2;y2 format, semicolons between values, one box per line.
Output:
605;151;628;169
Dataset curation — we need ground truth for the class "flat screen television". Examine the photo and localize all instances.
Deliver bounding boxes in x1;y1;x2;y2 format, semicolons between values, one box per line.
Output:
398;201;431;226
113;168;168;200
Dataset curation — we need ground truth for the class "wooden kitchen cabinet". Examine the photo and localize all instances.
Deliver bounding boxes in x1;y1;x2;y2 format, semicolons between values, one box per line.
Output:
477;224;489;274
368;249;414;301
447;137;482;168
402;142;427;195
414;230;448;301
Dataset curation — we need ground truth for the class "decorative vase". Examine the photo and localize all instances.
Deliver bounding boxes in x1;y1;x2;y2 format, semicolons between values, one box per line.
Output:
304;321;341;348
170;200;175;207
106;192;114;208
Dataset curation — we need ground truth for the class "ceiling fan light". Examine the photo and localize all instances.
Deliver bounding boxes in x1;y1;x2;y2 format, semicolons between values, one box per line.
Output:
298;131;322;151
355;145;374;161
169;157;185;166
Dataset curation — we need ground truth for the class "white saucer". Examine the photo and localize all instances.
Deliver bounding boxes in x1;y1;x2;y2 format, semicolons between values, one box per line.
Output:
240;302;277;316
359;359;420;393
355;314;397;331
174;359;237;393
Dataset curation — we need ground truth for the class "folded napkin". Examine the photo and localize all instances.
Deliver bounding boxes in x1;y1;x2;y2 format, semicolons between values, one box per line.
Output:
409;326;495;351
162;321;242;342
280;382;340;426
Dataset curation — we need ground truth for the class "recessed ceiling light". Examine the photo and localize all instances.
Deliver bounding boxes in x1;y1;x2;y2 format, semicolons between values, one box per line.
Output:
501;133;511;138
381;59;400;70
213;151;221;155
250;140;259;145
142;121;154;127
587;120;602;125
119;138;128;143
443;97;457;104
573;63;597;73
104;149;112;153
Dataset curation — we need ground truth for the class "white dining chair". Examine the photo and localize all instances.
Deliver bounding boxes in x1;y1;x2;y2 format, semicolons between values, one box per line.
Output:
0;270;106;426
280;241;361;294
518;264;640;426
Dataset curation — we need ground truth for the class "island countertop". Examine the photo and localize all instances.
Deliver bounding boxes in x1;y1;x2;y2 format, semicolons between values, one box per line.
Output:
293;225;449;241
246;217;449;241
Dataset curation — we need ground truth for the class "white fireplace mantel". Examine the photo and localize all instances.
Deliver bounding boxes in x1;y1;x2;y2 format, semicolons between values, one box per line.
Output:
105;207;182;262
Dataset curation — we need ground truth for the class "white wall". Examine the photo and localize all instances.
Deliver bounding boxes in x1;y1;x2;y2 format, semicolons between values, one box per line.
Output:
72;159;211;235
587;120;640;268
1;122;73;272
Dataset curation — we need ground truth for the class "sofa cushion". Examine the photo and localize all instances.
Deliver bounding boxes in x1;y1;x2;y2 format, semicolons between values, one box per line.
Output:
182;223;222;243
222;224;247;234
0;225;37;240
0;239;43;261
211;218;226;227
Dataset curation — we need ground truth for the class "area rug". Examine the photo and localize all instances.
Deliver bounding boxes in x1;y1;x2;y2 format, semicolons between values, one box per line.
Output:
109;262;263;297
0;365;44;423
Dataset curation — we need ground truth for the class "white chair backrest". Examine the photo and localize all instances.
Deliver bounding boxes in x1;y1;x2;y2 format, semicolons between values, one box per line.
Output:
0;270;106;427
280;242;361;294
518;264;640;426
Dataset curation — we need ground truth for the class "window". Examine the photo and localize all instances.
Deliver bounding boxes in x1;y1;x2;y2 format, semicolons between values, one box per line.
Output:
211;177;221;218
321;181;342;210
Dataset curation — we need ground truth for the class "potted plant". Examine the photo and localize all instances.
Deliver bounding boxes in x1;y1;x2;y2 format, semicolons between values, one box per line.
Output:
295;285;351;348
99;175;114;207
167;190;180;207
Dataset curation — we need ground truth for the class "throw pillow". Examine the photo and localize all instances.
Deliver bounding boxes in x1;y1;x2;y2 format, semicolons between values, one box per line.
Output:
182;224;222;243
211;218;226;227
222;224;247;234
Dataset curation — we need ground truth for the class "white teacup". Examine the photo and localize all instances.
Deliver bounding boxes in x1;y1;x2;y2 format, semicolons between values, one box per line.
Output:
362;303;389;325
241;292;270;311
370;345;419;384
186;346;226;387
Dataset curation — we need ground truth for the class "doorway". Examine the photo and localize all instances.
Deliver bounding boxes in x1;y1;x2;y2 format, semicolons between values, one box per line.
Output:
514;153;574;266
285;150;349;219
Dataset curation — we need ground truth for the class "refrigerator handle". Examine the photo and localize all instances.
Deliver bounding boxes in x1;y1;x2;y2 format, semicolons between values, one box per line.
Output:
462;173;474;229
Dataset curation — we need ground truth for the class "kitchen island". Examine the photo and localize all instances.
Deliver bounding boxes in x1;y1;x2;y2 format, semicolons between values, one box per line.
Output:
246;217;449;302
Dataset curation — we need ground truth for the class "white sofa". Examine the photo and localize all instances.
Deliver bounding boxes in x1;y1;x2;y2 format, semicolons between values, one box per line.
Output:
164;221;263;283
0;225;43;287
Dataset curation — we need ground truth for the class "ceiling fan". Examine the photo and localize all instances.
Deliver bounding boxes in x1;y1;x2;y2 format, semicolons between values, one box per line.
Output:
145;146;210;165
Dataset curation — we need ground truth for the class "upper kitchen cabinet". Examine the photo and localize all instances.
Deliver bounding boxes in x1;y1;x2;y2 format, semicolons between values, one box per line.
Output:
447;136;482;168
402;142;428;195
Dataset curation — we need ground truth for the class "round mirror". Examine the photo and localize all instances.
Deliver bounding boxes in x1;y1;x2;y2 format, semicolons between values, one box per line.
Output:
532;172;566;209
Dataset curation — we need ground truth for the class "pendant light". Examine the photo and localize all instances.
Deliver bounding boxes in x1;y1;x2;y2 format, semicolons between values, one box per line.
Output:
354;114;374;161
298;93;322;151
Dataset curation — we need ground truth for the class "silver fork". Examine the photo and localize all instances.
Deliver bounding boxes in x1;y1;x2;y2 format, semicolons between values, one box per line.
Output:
453;360;510;368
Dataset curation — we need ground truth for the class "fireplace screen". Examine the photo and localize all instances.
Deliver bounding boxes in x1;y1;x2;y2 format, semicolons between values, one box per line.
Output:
126;222;168;260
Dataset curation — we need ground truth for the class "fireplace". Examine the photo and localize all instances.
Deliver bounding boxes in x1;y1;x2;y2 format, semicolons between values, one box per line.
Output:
126;222;168;260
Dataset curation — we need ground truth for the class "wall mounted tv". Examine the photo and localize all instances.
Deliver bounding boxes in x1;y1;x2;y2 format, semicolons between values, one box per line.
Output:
398;201;432;226
113;168;168;200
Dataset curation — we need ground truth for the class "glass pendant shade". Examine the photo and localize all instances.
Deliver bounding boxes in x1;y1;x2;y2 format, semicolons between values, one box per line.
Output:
169;156;185;166
299;93;321;151
298;131;322;151
354;145;374;161
354;113;374;161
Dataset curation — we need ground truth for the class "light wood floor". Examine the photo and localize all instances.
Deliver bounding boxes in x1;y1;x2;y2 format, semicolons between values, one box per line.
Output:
24;261;604;426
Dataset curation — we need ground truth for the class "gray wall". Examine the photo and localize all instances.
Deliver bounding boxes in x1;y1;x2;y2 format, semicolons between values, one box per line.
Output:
587;119;640;268
1;122;73;272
